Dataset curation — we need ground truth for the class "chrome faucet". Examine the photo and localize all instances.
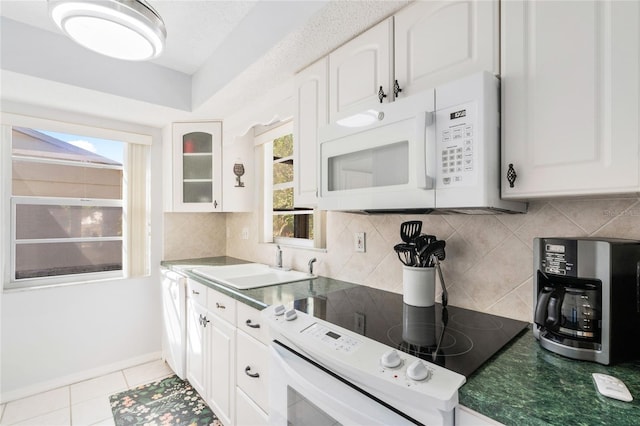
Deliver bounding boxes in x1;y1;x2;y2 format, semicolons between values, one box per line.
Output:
275;245;283;269
308;257;317;275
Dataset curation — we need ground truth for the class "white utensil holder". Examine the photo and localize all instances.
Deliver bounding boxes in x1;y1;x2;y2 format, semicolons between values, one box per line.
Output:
402;266;436;307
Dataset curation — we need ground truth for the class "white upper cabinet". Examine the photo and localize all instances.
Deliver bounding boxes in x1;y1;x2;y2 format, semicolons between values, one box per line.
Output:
394;0;499;97
172;121;223;211
328;17;393;121
501;0;640;199
294;57;328;207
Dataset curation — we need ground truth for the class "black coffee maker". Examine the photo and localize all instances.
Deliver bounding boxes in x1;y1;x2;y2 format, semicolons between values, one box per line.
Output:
533;237;640;364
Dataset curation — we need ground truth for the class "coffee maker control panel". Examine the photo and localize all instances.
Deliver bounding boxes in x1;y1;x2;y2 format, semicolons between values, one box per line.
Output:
540;238;577;277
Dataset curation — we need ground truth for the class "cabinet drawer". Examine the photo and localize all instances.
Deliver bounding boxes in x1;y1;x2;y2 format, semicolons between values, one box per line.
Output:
237;303;270;345
207;288;236;325
186;279;207;306
236;387;268;426
236;330;269;411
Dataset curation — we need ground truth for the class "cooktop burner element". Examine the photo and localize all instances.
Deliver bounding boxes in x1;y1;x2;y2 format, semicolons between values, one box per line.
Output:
292;285;528;378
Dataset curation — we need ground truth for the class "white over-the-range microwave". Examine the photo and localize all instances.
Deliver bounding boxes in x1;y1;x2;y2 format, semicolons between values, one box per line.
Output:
318;71;527;214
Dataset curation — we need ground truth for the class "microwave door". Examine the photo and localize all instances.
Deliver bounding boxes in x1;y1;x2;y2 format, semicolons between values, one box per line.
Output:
319;106;436;211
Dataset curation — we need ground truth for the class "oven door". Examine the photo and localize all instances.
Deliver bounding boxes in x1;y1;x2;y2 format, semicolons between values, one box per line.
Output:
268;342;421;426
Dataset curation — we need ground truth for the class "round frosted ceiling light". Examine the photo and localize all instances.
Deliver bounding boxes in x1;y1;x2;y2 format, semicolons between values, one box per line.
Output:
49;0;166;61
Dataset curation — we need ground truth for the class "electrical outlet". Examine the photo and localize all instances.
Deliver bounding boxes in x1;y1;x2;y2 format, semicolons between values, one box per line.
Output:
355;232;366;253
241;227;249;240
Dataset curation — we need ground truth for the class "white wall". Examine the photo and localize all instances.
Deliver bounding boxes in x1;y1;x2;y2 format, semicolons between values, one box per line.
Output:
0;104;165;403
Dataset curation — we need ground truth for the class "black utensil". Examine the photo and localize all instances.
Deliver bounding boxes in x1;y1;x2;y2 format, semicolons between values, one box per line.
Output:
400;221;422;243
427;240;448;307
394;243;416;266
417;239;445;267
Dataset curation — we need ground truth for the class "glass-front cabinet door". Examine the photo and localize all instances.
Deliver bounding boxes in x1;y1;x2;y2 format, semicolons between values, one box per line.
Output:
172;121;222;211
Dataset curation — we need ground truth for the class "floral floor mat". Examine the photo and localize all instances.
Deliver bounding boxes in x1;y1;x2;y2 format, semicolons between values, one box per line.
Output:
110;375;221;426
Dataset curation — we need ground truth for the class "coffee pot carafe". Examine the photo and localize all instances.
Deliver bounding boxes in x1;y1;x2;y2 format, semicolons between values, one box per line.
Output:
533;237;640;365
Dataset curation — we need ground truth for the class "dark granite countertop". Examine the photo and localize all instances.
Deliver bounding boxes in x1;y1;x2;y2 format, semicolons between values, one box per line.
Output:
459;327;640;425
161;256;359;310
162;257;640;425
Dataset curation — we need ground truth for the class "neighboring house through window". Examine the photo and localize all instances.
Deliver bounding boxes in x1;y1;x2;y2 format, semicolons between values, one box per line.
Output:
2;118;150;289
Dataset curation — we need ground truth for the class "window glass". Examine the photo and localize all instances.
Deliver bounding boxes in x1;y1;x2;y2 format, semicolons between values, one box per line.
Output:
10;127;125;284
267;131;314;243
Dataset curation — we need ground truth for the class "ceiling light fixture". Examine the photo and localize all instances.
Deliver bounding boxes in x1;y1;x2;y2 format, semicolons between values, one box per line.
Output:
48;0;166;61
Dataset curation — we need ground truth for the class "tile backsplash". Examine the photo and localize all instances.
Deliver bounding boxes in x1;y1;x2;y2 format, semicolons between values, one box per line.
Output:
164;198;640;322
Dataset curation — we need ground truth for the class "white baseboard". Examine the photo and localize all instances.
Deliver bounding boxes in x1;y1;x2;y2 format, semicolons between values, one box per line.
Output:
1;351;163;404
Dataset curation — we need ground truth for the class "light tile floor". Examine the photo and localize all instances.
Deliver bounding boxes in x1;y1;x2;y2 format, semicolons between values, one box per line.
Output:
0;359;174;426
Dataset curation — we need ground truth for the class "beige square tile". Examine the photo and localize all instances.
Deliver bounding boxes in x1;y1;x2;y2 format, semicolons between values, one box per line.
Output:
71;395;112;426
123;360;174;388
12;407;71;426
514;204;586;249
552;198;638;234
487;289;532;322
70;372;127;405
459;215;512;253
463;235;533;310
1;387;69;425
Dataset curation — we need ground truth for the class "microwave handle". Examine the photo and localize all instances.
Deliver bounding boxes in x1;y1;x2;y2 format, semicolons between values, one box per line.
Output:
417;111;435;189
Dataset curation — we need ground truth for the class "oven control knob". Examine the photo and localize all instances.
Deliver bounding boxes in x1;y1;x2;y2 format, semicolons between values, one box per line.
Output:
406;360;431;381
284;309;297;321
274;305;286;316
380;349;402;368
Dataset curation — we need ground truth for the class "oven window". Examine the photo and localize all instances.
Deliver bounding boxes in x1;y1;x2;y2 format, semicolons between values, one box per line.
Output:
327;141;409;191
287;386;342;426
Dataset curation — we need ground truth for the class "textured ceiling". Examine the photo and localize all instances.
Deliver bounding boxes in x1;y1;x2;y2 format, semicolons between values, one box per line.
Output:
0;0;411;126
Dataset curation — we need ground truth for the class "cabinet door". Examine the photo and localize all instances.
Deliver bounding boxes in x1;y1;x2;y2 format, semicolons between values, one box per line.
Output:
294;57;328;207
208;315;236;426
394;0;498;97
186;300;208;399
172;121;222;211
236;388;269;426
501;0;640;198
236;330;269;412
329;17;393;121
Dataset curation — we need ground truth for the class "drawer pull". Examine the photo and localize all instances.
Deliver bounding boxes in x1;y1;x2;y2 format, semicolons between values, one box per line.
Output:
191;290;200;295
244;366;260;378
245;319;260;329
216;302;226;309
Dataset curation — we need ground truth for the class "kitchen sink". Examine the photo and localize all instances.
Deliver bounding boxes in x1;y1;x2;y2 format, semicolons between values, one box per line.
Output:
191;263;316;290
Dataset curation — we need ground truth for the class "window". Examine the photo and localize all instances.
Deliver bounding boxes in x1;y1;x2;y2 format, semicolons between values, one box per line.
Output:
258;121;322;248
3;119;150;289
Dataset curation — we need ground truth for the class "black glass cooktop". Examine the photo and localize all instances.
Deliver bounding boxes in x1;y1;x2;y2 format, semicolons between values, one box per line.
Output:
292;285;528;378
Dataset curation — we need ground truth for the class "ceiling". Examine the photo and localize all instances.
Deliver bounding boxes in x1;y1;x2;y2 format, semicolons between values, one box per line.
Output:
0;0;409;128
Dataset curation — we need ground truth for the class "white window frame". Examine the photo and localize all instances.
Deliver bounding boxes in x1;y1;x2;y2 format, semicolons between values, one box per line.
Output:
256;121;320;249
2;114;151;290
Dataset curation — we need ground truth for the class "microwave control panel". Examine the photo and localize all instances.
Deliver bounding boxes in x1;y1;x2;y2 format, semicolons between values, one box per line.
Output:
436;101;477;187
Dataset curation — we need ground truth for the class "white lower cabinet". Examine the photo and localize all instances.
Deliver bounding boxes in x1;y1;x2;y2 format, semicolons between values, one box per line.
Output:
455;405;503;426
186;281;269;425
236;387;269;426
235;303;270;424
185;279;237;426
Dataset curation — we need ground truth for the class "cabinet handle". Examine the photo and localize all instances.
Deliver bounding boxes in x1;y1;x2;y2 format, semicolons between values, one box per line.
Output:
393;80;403;97
214;200;218;209
245;319;260;329
192;290;200;295
378;86;387;103
244;366;260;378
199;314;210;327
507;163;517;188
216;302;226;310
